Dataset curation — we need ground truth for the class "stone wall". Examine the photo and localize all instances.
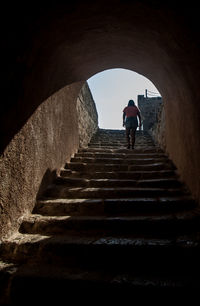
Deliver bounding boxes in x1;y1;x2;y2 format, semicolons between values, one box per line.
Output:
76;83;98;147
138;95;163;131
150;102;166;150
137;94;166;151
0;81;99;239
0;82;86;239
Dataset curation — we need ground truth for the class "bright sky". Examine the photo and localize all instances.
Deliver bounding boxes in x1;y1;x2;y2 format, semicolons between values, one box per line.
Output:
87;68;161;129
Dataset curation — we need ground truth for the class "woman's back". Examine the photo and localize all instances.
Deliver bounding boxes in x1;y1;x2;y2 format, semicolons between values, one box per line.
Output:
123;105;139;118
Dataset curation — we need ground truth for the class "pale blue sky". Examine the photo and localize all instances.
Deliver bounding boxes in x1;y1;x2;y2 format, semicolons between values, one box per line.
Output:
87;68;161;129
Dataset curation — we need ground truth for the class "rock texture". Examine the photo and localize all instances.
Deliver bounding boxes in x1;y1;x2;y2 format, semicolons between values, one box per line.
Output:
1;129;200;303
138;95;163;132
76;83;98;148
0;84;80;239
0;81;98;239
150;102;166;150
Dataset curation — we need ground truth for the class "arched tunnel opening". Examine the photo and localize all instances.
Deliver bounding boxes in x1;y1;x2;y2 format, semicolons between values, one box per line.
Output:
1;0;200;238
87;68;162;130
1;2;200;297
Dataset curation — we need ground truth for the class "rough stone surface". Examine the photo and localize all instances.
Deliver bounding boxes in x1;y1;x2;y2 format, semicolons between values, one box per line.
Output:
0;82;83;239
137;94;166;150
76;83;98;148
0;80;97;239
138;95;163;131
150;102;166;150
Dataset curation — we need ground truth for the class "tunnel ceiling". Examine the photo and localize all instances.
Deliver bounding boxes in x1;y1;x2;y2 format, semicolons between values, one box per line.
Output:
19;0;199;97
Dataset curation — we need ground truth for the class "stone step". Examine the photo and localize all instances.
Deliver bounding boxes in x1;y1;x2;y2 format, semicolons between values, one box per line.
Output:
65;162;175;172
43;185;186;199
3;262;200;304
2;128;200;303
91;142;154;146
70;157;169;165
90;133;152;142
93;134;150;137
60;169;176;180
19;209;200;236
95;130;148;137
78;147;164;154
92;137;152;141
34;196;196;216
88;141;154;146
54;177;183;189
88;145;156;149
74;152;167;159
0;261;19;305
92;134;151;138
2;233;200;274
89;137;153;142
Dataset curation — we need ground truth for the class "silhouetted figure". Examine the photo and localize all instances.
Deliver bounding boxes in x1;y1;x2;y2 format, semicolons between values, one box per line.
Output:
123;100;142;149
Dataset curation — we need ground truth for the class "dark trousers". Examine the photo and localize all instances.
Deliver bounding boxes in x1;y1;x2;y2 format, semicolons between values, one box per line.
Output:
126;127;136;148
125;117;138;149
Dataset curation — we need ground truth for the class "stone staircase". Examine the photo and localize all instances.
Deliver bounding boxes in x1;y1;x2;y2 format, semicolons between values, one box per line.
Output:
1;129;200;304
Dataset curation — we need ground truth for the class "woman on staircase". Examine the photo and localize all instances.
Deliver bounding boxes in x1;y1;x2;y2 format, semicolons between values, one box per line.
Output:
123;99;142;149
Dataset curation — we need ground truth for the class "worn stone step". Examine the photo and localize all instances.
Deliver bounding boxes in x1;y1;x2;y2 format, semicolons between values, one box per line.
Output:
89;141;155;146
88;140;154;144
43;185;186;199
92;138;153;143
90;142;154;146
74;152;167;159
4;262;200;304
65;162;175;172
35;198;105;216
88;145;156;149
2;233;200;274
70;157;169;165
2;128;199;303
78;147;164;154
54;177;183;189
91;134;151;139
95;130;148;137
89;137;153;142
92;134;150;138
91;136;152;140
0;261;19;305
103;196;196;214
19;209;200;236
92;135;151;138
34;196;196;216
60;169;176;180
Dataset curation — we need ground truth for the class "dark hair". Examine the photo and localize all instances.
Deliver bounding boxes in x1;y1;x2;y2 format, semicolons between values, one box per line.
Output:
128;99;135;107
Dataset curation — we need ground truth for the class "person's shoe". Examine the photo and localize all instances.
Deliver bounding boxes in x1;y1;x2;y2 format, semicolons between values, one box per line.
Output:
131;146;134;150
127;144;130;149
